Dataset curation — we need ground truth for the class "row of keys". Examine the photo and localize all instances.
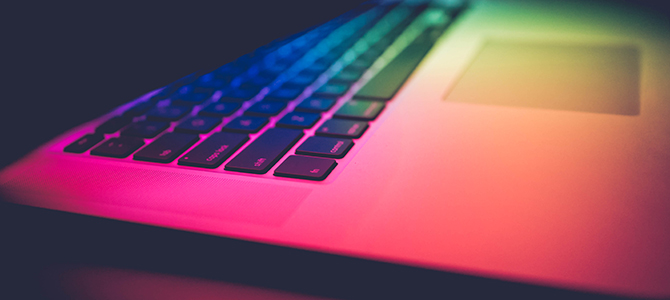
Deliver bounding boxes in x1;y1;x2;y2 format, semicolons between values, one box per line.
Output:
70;91;384;147
75;126;353;180
65;100;377;178
62;4;423;181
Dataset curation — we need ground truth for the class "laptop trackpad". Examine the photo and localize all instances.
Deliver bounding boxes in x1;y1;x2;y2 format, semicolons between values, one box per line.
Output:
445;40;639;115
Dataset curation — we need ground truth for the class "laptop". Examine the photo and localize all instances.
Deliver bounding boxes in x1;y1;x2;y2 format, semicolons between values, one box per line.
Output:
2;0;669;298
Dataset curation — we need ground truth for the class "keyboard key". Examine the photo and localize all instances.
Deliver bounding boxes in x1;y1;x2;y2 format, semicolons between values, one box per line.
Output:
331;68;364;83
133;132;199;163
263;63;290;75
222;89;258;102
303;61;330;74
175;83;216;96
64;134;104;153
197;73;227;89
90;136;144;158
276;112;320;129
174;116;221;134
242;73;274;87
121;121;170;138
295;98;335;113
178;132;248;168
312;82;350;98
355;37;435;100
156;72;200;98
223;116;268;133
96;117;131;134
245;101;286;117
358;48;383;61
146;106;191;122
123;101;154;118
283;73;318;88
264;88;303;101
348;57;375;69
198;102;241;117
333;100;385;121
218;96;249;103
172;91;211;106
274;155;337;181
215;64;245;80
315;119;368;139
225;128;303;174
295;136;353;158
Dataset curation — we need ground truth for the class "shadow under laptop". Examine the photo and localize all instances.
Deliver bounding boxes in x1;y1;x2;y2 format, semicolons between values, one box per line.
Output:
1;201;630;300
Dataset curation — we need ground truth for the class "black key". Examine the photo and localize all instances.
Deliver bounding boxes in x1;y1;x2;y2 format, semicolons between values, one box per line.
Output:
276;112;320;129
328;44;350;57
133;132;199;163
371;36;395;51
358;48;383;61
303;61;330;74
146;106;191;122
264;88;303;101
121;120;169;138
315;56;337;67
123;101;154;118
295;98;335;113
318;52;341;63
172;91;211;106
331;68;364;83
154;72;200;99
197;73;227;89
355;37;436;100
172;84;215;102
178;132;248;168
221;89;258;102
283;73;318;88
90;136;144;158
64;134;104;153
263;63;290;75
215;64;245;79
218;95;251;103
275;54;303;66
174;116;221;134
223;116;268;133
274;155;337;181
333;100;385;121
241;74;274;88
312;82;349;98
348;57;375;69
296;136;353;158
198;102;241;117
244;101;286;117
315;119;368;139
225;128;303;174
96;117;131;133
237;82;264;93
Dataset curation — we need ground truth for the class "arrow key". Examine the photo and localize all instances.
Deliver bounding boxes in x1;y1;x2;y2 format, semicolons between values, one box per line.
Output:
274;155;337;181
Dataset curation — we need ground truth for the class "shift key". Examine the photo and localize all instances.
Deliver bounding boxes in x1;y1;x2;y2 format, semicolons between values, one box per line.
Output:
225;128;303;174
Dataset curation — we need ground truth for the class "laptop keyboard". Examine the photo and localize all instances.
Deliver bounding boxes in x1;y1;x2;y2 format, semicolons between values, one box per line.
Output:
63;2;465;181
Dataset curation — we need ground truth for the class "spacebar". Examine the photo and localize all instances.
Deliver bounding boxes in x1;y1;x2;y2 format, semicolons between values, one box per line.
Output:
225;128;303;174
354;39;434;101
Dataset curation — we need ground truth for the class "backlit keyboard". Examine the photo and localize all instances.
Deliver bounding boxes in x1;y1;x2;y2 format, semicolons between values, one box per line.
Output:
63;2;465;181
